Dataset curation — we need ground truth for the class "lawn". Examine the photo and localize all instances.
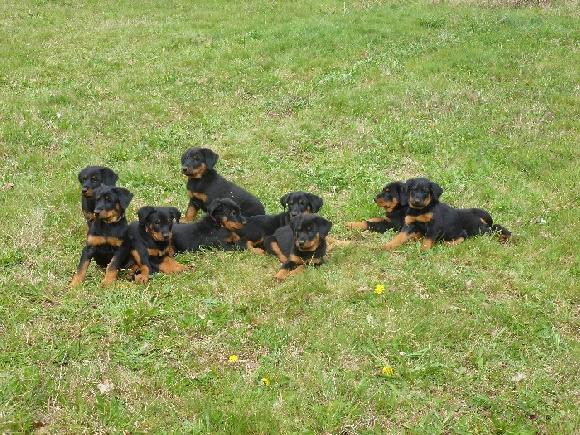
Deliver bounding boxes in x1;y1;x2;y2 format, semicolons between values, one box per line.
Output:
1;0;578;433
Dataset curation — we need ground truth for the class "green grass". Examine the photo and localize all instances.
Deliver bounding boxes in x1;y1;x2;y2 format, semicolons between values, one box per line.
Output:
1;0;579;433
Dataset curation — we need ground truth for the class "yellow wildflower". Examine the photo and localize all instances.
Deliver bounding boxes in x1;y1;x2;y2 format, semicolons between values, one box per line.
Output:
228;355;238;363
382;366;394;376
374;284;385;294
260;377;271;386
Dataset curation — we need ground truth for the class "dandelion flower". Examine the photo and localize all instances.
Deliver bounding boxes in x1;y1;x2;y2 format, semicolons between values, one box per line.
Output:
229;355;238;362
382;366;394;376
374;284;385;294
260;377;271;386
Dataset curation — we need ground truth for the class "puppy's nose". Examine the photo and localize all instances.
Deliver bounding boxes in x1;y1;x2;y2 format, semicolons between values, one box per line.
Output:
181;166;189;173
298;240;305;248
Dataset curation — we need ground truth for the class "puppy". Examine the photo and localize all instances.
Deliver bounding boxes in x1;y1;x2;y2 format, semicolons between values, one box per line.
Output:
70;186;150;286
77;165;118;228
180;147;265;222
127;206;189;277
385;177;512;250
172;198;246;253
234;191;324;252
345;181;408;233
264;214;333;281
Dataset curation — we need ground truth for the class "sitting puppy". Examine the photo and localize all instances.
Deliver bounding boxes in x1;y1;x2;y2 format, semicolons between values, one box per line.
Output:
127;206;189;278
172;198;246;253
70;186;150;286
180;147;265;222
385;177;512;250
264;214;333;282
77;165;118;228
234;191;324;252
345;181;408;233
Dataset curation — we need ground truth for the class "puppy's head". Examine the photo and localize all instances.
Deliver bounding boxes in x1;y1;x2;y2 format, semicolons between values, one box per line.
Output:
78;166;118;197
92;186;133;223
290;214;332;252
374;181;408;212
280;191;323;218
137;206;181;242
181;147;219;178
405;178;443;209
207;198;246;231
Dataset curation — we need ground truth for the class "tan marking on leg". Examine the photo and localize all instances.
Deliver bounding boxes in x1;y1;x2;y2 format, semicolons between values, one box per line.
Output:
385;232;410;250
345;221;369;231
102;266;119;286
182;205;198;222
385;231;423;250
70;261;90;286
158;257;190;274
286;264;306;277
226;232;241;243
274;268;290;282
421;238;436;250
268;241;287;262
134;265;150;284
442;237;465;247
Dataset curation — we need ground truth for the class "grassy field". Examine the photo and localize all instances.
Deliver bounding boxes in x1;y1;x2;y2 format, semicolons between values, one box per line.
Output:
1;0;579;433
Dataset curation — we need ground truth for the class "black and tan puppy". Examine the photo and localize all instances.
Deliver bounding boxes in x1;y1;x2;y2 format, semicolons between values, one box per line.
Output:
234;191;324;252
78;165;118;228
264;214;333;282
70;186;150;286
180;147;265;222
345;181;408;233
172;198;246;253
128;206;189;277
385;177;512;250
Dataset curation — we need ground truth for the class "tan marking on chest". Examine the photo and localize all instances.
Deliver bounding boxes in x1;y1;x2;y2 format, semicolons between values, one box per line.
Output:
405;212;433;225
87;235;124;247
188;191;208;202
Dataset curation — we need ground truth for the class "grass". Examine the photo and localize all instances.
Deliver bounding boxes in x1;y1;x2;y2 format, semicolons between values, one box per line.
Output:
1;0;579;433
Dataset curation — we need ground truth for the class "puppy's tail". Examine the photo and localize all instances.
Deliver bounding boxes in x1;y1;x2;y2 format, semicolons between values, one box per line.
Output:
491;224;511;244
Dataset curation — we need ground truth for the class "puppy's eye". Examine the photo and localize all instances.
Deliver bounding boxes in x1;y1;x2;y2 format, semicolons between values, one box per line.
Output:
299;200;304;205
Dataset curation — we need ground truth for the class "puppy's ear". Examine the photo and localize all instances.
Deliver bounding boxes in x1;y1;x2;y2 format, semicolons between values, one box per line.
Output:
430;182;443;200
280;193;291;208
168;207;182;223
100;167;119;186
115;188;134;210
396;182;409;206
207;199;222;216
315;216;333;237
77;168;86;183
137;206;155;224
201;148;219;170
306;193;323;213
